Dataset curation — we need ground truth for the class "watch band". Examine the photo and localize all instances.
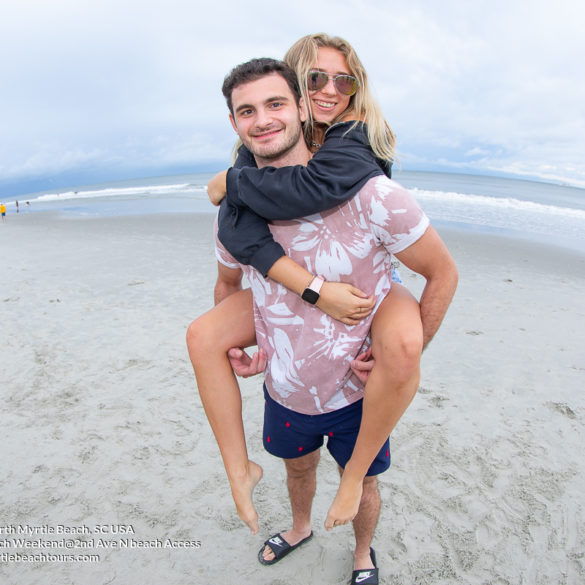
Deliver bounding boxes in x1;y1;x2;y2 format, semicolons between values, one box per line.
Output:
301;275;325;305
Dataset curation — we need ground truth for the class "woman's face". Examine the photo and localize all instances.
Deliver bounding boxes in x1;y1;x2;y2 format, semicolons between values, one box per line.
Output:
308;47;353;124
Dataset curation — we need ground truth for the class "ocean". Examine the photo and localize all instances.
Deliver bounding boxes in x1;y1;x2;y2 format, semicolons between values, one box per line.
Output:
9;170;585;254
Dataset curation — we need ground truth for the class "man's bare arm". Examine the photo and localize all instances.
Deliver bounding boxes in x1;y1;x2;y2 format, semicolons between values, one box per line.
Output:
395;226;458;349
214;261;244;305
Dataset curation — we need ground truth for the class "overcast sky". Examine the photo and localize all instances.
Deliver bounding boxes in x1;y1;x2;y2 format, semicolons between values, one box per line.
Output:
1;0;584;196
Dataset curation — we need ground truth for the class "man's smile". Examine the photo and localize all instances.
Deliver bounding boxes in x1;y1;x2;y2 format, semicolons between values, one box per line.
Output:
251;127;283;140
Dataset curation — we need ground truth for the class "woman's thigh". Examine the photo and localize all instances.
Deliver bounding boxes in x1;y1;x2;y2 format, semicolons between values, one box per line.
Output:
188;288;256;353
370;283;423;361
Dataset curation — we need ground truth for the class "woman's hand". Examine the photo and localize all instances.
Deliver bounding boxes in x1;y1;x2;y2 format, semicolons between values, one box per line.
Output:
316;282;375;325
207;170;228;205
350;348;375;384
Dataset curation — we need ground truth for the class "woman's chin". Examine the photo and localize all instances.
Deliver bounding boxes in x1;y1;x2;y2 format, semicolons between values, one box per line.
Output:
313;114;337;125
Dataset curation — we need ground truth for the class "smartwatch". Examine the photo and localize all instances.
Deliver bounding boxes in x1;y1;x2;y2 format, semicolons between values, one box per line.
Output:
301;275;325;305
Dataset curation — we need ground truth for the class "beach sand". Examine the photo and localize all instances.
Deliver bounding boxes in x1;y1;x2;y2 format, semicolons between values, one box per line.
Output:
1;211;584;584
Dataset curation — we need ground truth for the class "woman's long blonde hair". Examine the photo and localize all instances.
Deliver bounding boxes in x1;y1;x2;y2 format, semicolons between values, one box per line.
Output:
284;33;395;162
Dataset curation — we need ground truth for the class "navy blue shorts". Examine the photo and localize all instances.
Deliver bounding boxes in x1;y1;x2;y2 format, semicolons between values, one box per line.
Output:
262;385;390;476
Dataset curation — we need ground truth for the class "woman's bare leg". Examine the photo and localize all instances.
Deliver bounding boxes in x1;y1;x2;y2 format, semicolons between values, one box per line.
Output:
325;283;423;529
186;288;262;534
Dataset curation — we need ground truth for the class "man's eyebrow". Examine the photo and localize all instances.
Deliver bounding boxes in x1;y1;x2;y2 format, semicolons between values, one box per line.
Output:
234;95;291;114
265;95;290;103
234;102;254;114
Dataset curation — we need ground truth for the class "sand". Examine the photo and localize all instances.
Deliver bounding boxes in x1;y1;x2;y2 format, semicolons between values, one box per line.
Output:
1;210;584;585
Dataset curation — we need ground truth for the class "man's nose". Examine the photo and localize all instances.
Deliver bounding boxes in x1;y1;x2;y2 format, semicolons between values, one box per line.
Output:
255;110;274;128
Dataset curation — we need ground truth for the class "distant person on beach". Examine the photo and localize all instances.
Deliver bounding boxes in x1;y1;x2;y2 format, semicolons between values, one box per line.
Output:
15;200;19;213
188;54;457;582
1;203;6;222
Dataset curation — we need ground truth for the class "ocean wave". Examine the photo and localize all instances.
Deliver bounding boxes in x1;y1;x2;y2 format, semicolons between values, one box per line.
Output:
33;183;208;203
28;178;584;222
411;188;585;219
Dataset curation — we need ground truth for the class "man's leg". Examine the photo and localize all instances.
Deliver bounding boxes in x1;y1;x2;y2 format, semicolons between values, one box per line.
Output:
186;288;262;534
352;475;380;571
260;450;319;562
326;283;422;529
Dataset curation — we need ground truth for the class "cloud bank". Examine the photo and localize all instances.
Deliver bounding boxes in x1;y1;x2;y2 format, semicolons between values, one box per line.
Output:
1;0;584;195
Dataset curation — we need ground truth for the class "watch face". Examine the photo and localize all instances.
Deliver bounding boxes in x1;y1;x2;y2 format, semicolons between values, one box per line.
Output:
301;288;320;305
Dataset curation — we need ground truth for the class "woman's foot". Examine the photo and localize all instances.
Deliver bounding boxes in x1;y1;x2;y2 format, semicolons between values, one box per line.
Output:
228;460;263;534
324;471;363;530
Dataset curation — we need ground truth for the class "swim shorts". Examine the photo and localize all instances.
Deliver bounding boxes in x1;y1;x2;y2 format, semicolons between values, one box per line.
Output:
262;385;390;476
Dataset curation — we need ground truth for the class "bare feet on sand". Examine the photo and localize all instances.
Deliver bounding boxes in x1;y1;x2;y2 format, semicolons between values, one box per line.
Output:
324;472;363;531
229;460;263;534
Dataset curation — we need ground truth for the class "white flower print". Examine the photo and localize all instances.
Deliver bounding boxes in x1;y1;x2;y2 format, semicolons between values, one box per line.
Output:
265;302;304;327
309;313;364;363
367;177;427;252
270;328;304;392
289;207;373;281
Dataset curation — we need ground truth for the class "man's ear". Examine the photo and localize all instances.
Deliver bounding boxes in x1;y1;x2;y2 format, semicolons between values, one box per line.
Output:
229;113;239;134
299;97;308;123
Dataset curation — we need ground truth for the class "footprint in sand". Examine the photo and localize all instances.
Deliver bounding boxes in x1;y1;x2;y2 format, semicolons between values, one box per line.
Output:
545;402;577;419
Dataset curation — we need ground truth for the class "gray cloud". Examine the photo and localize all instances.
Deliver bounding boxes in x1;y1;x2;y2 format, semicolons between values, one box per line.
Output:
1;0;584;194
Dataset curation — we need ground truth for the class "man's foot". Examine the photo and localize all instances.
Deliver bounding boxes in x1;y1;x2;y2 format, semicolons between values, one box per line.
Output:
228;460;263;534
324;472;363;530
258;528;313;565
353;545;376;571
351;547;378;584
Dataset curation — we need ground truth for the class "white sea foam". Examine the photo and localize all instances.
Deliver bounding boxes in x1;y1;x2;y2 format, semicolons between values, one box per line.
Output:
33;181;584;218
33;183;207;203
411;188;585;219
20;172;585;252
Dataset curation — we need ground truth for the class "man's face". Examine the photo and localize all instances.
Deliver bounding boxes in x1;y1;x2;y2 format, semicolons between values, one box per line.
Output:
229;73;306;165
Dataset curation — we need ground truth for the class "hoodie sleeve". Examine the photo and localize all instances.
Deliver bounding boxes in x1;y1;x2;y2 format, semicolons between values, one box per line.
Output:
226;122;391;219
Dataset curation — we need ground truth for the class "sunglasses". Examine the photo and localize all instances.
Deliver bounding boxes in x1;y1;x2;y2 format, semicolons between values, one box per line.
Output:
306;70;359;96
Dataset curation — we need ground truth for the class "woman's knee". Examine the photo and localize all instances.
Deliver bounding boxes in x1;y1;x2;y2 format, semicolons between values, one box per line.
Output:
374;326;422;364
186;315;216;359
187;291;255;360
371;306;423;379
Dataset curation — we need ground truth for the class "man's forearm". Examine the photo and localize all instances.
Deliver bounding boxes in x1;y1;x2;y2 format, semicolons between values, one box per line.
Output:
214;280;242;305
394;225;458;349
419;266;458;349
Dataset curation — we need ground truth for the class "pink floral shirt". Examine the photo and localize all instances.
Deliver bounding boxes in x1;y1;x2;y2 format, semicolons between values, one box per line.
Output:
215;176;429;415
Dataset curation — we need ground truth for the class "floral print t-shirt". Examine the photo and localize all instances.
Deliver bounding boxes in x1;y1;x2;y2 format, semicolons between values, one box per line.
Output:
215;176;429;415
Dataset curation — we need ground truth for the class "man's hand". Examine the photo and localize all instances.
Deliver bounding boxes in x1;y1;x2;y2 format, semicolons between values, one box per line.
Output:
227;347;267;377
350;348;375;384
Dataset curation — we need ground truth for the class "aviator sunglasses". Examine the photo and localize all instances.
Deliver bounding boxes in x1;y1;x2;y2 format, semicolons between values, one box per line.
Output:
307;70;359;96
